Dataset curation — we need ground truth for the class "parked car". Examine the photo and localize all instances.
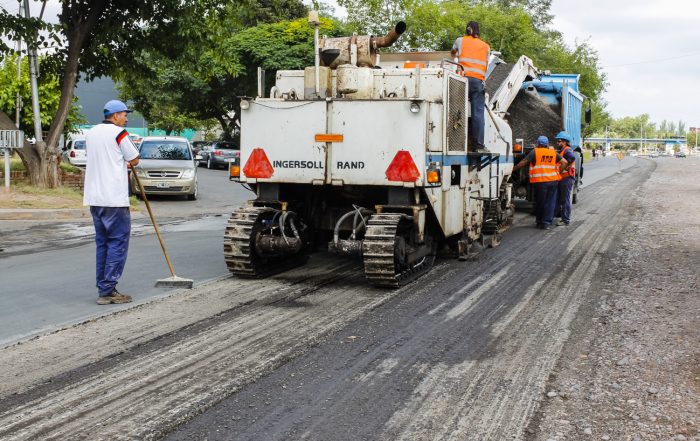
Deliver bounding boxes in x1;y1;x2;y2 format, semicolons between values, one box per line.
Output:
130;136;198;200
61;138;87;166
675;151;687;158
628;149;638;157
129;134;143;148
191;141;211;157
197;141;239;169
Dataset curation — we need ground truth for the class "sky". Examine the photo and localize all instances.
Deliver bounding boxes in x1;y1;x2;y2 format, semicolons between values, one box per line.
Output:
4;0;700;128
550;0;700;128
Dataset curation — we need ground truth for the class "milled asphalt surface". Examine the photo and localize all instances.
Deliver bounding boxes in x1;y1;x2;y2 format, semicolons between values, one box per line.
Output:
0;155;659;441
0;167;253;346
0;156;637;347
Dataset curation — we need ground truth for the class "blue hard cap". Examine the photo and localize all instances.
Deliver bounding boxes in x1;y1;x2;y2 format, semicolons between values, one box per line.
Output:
555;131;571;143
536;135;549;146
104;100;133;116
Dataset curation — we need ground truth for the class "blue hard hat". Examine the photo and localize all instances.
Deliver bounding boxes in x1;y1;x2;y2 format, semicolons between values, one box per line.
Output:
104;100;133;116
555;131;572;143
536;135;549;146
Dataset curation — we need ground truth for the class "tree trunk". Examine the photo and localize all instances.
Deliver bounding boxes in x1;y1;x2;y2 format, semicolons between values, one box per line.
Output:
0;110;59;187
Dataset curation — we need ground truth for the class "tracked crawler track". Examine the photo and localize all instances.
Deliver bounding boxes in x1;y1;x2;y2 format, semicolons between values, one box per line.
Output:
362;213;435;288
224;206;306;278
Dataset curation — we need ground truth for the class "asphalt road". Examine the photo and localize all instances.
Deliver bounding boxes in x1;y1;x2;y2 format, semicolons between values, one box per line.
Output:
0;167;253;346
0;157;635;347
0;156;656;440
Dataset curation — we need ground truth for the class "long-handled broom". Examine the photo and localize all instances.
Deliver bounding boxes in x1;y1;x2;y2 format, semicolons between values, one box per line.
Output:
131;167;194;289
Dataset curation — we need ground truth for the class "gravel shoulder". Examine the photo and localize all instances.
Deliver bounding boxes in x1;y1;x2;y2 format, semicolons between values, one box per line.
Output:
528;157;700;441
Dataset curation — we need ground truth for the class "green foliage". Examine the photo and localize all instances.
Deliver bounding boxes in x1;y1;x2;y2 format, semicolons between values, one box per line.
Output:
339;0;610;140
597;114;656;139
117;12;346;139
0;54;86;137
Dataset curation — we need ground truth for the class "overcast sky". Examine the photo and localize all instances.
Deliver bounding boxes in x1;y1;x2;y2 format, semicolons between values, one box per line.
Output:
6;0;700;128
550;0;700;127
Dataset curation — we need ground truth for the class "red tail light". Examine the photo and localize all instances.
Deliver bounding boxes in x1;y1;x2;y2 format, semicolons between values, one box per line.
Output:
213;150;223;156
386;150;420;182
243;148;274;178
70;151;76;158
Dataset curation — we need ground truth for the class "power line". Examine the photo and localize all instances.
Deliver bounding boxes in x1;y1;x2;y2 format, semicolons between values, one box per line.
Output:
606;51;700;68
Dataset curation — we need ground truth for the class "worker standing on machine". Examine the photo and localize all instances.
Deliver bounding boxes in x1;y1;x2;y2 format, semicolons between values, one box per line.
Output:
451;20;489;153
512;136;567;230
554;131;577;226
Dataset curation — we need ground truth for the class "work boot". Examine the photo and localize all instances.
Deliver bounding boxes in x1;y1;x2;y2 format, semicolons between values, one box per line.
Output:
96;288;133;305
556;220;570;227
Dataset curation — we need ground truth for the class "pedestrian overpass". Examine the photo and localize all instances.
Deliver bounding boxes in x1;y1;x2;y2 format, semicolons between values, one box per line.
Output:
584;137;687;153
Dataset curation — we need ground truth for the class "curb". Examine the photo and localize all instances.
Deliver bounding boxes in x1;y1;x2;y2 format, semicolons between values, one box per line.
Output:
0;208;91;221
0;208;144;221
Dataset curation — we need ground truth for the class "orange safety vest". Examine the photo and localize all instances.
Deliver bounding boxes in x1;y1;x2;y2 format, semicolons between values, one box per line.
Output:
529;147;561;183
458;36;489;80
559;145;576;178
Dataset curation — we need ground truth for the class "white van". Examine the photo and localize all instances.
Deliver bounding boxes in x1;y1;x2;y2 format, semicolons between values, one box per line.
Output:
62;138;87;166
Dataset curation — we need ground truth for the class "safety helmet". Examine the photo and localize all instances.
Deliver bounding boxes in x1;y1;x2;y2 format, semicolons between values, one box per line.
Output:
536;135;549;146
555;131;572;143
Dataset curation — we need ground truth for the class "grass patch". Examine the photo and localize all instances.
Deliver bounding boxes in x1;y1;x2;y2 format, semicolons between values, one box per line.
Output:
0;183;84;209
0;156;26;172
0;183;140;210
0;157;82;174
60;162;81;173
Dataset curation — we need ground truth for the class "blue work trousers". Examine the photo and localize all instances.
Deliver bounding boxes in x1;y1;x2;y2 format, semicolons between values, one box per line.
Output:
468;77;485;149
534;181;558;227
557;177;575;224
90;206;131;296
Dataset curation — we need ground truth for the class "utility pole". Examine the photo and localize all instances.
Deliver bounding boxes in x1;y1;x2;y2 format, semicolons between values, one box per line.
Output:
15;3;23;128
23;0;43;145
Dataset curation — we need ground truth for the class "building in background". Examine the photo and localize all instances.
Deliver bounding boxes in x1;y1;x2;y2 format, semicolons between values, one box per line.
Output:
74;77;197;140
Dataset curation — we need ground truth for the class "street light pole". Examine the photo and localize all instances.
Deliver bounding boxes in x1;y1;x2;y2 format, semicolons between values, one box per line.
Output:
23;0;43;145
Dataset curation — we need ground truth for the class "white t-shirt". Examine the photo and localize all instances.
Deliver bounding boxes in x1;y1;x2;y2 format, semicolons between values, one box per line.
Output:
83;122;140;207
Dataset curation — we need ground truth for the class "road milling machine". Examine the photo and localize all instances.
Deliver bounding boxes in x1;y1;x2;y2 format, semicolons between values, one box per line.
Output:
227;16;584;287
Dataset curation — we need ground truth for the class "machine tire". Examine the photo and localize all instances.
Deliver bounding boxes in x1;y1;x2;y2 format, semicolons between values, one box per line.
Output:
363;213;436;288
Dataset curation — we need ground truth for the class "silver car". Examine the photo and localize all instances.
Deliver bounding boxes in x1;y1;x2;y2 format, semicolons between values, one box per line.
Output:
130;136;198;200
62;138;87;166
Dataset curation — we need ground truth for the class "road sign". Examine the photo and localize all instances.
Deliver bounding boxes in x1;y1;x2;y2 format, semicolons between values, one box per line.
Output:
616;152;624;161
0;130;24;149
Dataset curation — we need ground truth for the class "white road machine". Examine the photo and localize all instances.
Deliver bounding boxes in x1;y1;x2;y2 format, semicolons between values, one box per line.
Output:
228;18;520;287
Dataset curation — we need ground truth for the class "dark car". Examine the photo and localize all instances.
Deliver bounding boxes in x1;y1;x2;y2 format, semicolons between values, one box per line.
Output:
197;141;239;169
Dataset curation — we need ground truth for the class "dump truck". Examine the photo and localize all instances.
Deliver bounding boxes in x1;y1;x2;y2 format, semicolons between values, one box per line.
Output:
226;17;583;287
488;64;590;204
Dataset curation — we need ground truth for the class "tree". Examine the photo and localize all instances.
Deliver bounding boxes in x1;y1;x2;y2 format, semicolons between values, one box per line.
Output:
0;0;226;187
677;120;685;136
116;4;347;140
0;54;86;139
339;0;608;137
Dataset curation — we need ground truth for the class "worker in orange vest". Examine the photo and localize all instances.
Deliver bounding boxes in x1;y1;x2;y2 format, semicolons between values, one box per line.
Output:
554;131;577;226
451;21;490;153
512;136;568;229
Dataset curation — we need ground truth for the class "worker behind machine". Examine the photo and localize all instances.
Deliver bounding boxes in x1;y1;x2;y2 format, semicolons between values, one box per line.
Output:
512;136;567;230
554;131;576;226
451;20;490;153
